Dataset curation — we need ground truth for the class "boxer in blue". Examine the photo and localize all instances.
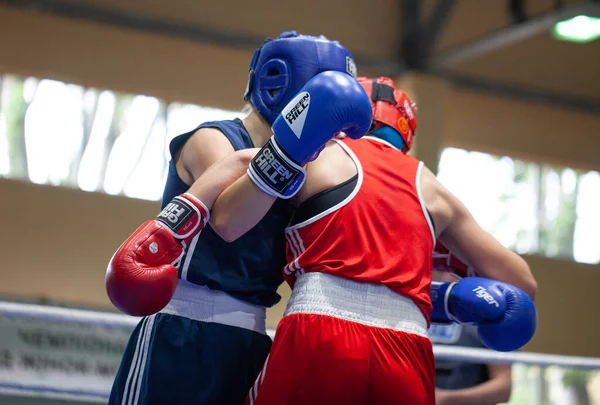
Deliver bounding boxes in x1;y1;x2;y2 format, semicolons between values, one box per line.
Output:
105;32;372;405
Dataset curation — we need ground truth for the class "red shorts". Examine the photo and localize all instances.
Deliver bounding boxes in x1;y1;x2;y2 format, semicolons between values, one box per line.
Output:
246;313;435;405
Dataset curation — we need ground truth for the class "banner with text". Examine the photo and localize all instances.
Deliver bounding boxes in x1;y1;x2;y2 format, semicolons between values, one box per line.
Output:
0;314;133;401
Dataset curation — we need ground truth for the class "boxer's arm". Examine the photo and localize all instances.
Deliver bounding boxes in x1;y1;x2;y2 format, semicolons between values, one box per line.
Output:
211;139;354;241
440;194;537;300
210;175;277;242
435;364;512;405
182;139;258;209
178;128;235;187
421;167;537;300
202;70;371;241
179;129;277;242
209;147;332;241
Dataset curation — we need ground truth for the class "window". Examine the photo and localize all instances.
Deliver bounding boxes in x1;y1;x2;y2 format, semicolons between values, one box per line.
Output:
0;74;243;201
508;364;600;405
438;148;600;264
2;75;598;264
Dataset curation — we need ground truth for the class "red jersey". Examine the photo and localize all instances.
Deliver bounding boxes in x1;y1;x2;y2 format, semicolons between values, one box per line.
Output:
284;136;435;321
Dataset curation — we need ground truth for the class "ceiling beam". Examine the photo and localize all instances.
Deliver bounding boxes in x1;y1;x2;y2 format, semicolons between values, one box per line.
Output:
1;0;402;75
3;0;259;49
431;2;600;68
6;0;599;116
441;73;600;114
419;0;457;67
400;0;422;70
508;0;527;24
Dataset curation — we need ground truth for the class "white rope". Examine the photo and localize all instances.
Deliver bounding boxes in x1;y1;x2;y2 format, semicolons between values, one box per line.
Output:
433;345;600;370
0;301;140;328
1;301;599;370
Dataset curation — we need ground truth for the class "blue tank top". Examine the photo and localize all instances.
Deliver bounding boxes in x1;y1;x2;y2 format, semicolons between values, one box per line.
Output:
161;119;291;307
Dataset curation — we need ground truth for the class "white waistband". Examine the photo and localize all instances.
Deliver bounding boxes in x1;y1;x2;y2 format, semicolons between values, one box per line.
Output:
160;280;267;335
285;273;428;337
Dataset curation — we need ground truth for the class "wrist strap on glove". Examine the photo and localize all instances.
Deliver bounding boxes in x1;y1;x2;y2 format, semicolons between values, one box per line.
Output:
156;193;209;246
247;137;306;199
430;281;459;324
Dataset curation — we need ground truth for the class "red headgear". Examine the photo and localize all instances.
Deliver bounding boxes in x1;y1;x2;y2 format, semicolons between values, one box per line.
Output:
357;77;417;153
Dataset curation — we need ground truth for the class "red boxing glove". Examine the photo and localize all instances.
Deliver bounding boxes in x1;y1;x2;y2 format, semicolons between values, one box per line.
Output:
105;193;209;316
432;241;477;278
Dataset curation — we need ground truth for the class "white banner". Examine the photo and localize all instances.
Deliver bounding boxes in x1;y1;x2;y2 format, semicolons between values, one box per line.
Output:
0;313;133;402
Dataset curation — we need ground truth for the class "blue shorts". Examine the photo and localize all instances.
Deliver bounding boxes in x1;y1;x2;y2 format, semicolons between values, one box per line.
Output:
109;313;271;405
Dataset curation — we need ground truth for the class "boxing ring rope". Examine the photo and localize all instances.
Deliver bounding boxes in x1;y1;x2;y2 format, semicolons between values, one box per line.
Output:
432;346;600;370
2;301;599;369
0;301;599;402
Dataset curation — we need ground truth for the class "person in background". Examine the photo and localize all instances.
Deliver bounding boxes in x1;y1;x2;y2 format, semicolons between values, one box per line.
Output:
430;269;513;405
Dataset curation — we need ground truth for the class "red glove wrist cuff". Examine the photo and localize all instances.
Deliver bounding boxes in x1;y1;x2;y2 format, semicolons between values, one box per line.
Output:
156;193;209;244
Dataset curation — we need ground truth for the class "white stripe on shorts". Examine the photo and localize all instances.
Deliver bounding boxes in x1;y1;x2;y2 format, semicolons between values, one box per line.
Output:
122;315;156;405
130;315;156;405
249;353;270;405
121;317;148;405
260;354;269;384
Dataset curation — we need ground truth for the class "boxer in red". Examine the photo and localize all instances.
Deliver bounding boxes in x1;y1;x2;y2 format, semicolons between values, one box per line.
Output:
216;78;538;405
247;79;436;405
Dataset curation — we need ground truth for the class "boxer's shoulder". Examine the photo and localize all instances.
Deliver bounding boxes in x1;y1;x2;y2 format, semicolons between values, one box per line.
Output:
172;119;250;184
170;118;250;160
294;141;356;205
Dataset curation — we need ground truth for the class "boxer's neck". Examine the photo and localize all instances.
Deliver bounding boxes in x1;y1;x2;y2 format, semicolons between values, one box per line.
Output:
243;110;272;148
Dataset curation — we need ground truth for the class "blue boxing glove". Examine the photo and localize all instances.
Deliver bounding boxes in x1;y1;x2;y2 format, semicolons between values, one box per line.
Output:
247;71;372;199
430;277;537;352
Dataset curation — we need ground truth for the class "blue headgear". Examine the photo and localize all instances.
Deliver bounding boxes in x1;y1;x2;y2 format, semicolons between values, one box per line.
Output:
244;31;357;125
